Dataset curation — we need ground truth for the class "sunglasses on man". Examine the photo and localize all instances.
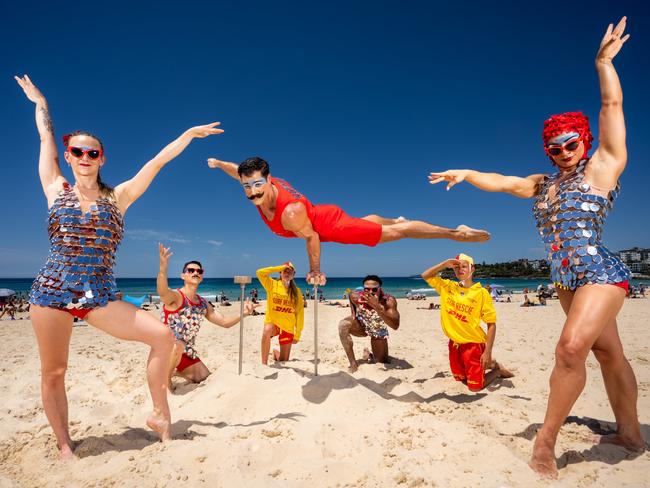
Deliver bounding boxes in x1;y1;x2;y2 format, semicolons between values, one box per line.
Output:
545;138;580;156
184;267;204;275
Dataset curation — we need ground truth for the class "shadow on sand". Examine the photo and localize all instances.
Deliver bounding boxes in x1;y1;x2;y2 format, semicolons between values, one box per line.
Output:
74;412;305;458
298;370;502;405
506;416;649;470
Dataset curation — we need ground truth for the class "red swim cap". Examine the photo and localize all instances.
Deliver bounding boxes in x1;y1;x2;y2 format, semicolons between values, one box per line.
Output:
542;111;593;161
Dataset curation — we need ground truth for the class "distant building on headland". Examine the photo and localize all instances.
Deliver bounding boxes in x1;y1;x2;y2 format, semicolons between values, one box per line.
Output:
618;247;650;274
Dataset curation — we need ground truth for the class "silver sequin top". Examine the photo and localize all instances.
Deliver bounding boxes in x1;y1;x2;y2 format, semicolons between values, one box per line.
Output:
162;290;208;359
29;183;124;310
533;159;631;290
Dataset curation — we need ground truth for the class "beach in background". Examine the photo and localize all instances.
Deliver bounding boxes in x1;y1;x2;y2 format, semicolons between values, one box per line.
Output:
1;295;648;487
3;277;649;302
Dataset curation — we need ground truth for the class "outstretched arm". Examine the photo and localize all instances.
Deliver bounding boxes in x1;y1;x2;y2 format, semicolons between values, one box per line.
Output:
590;17;630;183
281;202;325;285
15;75;65;202
114;122;223;213
429;170;545;199
207;158;240;180
157;244;182;309
205;301;255;328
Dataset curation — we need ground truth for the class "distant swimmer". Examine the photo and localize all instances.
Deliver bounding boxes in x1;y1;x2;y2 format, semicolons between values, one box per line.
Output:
338;275;400;373
209;157;489;285
422;254;513;391
157;245;255;390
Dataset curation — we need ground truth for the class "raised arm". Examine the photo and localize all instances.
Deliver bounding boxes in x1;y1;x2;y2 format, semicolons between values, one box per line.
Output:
429;169;545;199
256;264;286;290
113;122;223;214
157;244;182;309
421;258;461;281
15;75;65;202
207;158;240;180
281;202;325;285
589;17;630;182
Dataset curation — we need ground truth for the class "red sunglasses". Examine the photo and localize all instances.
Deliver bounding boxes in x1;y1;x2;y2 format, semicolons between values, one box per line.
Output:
184;267;204;275
545;138;581;156
68;146;103;160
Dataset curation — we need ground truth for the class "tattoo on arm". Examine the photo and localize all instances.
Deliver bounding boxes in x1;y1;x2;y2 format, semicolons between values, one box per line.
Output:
40;106;54;134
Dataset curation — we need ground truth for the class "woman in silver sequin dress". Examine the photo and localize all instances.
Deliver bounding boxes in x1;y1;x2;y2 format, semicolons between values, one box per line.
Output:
15;74;223;459
428;18;642;478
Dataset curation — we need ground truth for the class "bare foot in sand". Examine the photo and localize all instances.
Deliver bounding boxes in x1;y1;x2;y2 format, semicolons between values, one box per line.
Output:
529;435;558;479
147;410;171;442
455;225;490;242
348;361;359;373
593;433;645;452
363;348;375;363
496;362;515;378
59;443;75;461
273;349;281;362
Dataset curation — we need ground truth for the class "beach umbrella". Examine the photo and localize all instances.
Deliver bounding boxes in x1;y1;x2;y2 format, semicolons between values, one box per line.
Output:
0;289;16;298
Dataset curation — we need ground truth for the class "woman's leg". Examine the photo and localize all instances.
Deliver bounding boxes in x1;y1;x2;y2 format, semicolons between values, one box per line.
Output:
30;305;75;459
261;323;276;365
530;284;626;478
85;301;174;441
591;319;643;450
275;342;293;362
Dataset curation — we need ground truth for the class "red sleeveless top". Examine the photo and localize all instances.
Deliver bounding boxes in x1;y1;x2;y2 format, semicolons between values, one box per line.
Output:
257;176;314;238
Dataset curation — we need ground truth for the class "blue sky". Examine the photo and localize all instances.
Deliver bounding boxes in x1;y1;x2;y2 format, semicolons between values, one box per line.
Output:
1;0;649;278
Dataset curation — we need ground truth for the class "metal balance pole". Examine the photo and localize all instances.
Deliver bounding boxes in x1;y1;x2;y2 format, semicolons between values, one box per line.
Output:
234;275;252;375
313;283;319;376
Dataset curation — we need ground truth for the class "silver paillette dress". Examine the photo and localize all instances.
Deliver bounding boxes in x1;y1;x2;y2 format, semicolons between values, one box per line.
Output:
533;159;630;290
29;183;124;310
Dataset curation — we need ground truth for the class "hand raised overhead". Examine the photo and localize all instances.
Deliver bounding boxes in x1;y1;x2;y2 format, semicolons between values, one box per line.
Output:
14;74;46;104
597;16;630;63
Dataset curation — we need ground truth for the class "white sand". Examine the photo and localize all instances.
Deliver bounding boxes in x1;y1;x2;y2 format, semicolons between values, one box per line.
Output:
0;297;648;487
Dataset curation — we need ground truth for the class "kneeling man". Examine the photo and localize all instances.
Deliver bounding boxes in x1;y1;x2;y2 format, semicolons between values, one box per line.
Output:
158;244;254;389
338;275;400;373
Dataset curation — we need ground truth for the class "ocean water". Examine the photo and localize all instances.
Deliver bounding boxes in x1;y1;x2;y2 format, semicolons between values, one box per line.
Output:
3;277;648;301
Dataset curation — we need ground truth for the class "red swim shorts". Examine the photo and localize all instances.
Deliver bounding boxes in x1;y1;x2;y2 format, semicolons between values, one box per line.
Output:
311;204;382;247
177;352;202;372
272;325;295;345
448;340;485;391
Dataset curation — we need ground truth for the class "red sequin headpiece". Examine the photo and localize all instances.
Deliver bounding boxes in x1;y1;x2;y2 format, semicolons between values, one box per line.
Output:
542;111;593;162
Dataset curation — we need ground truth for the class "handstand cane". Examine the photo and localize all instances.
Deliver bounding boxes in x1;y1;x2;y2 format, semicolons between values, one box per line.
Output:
234;275;252;375
313;283;319;376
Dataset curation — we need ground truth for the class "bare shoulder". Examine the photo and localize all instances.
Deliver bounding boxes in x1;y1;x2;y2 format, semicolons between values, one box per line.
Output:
44;176;69;207
585;148;626;186
385;295;398;309
283;200;307;218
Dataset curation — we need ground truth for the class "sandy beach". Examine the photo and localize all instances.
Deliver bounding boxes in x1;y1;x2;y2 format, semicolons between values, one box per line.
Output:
0;296;648;487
